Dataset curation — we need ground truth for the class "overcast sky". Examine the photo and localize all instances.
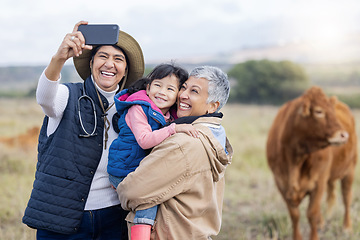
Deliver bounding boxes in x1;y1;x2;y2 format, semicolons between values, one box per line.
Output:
1;0;360;66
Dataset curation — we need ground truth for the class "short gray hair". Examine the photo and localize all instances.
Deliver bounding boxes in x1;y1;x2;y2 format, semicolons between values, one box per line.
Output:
189;66;230;112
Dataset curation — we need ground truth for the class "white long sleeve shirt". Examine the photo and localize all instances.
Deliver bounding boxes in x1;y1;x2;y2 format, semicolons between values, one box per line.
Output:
36;70;120;210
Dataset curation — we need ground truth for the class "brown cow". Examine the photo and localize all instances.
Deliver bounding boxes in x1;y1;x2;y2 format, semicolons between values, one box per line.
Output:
266;86;357;240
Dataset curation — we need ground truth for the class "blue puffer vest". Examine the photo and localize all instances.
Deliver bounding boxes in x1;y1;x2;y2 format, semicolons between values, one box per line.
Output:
22;77;108;234
108;89;167;178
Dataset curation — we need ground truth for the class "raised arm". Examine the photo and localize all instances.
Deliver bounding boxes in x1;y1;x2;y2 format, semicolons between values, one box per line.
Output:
45;21;92;81
36;21;93;127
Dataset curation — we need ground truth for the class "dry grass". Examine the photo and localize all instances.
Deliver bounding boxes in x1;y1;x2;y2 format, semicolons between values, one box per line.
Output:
1;99;360;239
216;104;360;240
0;99;42;240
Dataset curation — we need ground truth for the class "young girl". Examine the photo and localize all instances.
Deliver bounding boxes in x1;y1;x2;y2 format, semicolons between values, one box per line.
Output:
107;63;198;239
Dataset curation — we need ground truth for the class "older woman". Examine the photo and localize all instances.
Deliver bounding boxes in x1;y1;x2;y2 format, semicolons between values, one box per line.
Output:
22;21;144;239
117;66;233;240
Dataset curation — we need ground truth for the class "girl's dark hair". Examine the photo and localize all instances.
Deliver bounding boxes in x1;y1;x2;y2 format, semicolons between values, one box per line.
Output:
127;77;150;94
127;63;188;95
147;63;188;87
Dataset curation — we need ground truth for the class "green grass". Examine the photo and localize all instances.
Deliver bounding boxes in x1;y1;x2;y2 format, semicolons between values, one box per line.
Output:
1;99;360;239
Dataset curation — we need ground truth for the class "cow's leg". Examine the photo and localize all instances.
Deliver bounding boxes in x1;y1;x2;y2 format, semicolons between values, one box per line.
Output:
285;202;302;240
286;156;307;201
326;180;336;218
307;184;326;240
341;171;354;232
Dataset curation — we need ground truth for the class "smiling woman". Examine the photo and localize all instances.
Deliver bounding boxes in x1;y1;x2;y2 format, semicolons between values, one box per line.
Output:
22;21;145;240
90;45;128;92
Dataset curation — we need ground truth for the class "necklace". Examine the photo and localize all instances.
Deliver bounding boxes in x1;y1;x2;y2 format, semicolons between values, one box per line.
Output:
95;88;115;149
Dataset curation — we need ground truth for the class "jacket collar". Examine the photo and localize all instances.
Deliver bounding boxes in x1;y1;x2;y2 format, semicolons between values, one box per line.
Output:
171;112;223;125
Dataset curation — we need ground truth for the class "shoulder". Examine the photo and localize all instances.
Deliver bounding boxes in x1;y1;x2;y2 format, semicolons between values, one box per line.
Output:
63;82;82;89
63;82;82;96
127;104;146;118
146;134;204;173
61;82;82;102
156;133;205;155
117;91;152;110
125;90;149;103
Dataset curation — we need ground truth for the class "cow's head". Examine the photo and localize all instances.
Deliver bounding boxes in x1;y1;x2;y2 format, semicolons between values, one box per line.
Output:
294;86;348;152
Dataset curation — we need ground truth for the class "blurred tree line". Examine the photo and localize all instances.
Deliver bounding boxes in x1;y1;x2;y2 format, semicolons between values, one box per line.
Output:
227;59;360;108
2;61;360;108
227;59;309;105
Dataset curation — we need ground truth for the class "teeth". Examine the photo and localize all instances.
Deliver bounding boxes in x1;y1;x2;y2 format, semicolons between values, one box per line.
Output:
179;103;190;109
101;71;115;76
155;97;166;102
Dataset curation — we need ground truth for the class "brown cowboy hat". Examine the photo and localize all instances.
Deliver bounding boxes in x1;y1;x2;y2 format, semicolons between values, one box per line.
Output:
73;30;145;89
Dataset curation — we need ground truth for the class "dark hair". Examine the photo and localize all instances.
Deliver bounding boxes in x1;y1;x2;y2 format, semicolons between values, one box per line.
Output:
127;63;188;94
91;45;103;58
147;63;188;88
91;44;124;57
127;77;150;94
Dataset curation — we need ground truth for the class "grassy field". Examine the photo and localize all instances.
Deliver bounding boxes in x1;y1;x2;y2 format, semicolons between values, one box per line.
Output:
1;98;360;240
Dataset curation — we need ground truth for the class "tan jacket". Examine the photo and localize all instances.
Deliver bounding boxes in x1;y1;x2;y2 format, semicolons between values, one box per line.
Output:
117;116;233;240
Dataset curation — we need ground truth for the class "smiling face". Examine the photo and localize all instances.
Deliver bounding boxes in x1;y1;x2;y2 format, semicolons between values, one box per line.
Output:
90;46;127;92
177;76;219;118
146;74;180;115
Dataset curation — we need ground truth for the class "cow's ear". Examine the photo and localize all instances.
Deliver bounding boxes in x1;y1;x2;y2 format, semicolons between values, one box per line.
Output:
300;99;311;117
329;96;338;106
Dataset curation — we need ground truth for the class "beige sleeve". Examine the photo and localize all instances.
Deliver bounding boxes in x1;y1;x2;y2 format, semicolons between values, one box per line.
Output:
117;137;190;211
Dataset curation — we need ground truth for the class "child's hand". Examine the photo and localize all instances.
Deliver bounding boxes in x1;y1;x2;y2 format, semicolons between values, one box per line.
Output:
175;124;200;138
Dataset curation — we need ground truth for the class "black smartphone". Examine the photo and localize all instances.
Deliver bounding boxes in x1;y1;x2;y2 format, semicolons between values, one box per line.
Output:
78;24;119;45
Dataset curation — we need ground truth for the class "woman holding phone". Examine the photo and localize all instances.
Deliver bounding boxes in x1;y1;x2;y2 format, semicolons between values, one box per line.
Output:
22;21;144;239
